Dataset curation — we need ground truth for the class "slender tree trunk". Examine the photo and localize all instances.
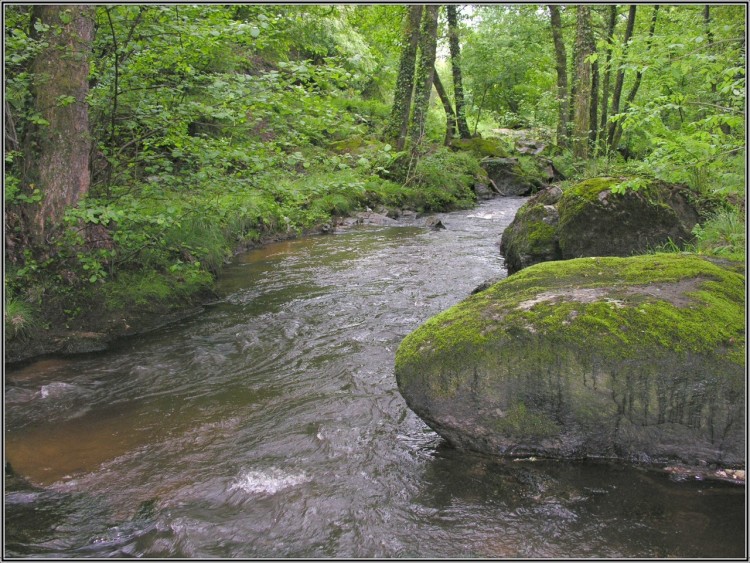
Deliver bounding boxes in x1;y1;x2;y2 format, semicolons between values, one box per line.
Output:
589;48;600;147
606;4;637;151
447;6;471;139
409;5;439;152
598;5;617;152
572;5;594;159
386;5;423;151
23;5;94;246
473;84;489;136
432;67;457;145
610;5;660;151
548;5;569;149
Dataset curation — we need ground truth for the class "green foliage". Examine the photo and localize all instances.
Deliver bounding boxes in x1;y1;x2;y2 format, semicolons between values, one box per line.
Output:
405;148;480;211
102;268;212;310
461;6;556;130
605;5;745;195
610;176;651;195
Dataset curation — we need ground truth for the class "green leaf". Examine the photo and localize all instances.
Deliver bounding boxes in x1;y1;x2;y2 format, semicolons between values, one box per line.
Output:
56;95;76;107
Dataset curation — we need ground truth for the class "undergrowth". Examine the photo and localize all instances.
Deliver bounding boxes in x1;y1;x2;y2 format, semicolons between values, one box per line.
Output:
4;137;484;343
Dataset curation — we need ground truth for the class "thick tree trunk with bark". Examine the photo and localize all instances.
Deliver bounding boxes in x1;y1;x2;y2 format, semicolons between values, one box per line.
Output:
409;5;439;152
548;5;569;148
432;68;457;145
572;5;595;159
385;5;423;151
23;5;94;246
606;5;637;151
447;6;471;139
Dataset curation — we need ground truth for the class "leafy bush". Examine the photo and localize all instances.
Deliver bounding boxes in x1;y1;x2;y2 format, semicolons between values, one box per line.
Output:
406;148;480;211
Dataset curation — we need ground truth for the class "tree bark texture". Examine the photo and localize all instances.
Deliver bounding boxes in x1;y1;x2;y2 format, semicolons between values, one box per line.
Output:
572;5;594;159
24;5;94;245
548;5;569;148
386;5;423;151
447;6;471;139
409;5;439;152
606;4;637;151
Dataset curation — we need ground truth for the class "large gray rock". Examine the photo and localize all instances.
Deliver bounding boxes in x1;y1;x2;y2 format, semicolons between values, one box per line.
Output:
395;254;745;468
501;178;705;274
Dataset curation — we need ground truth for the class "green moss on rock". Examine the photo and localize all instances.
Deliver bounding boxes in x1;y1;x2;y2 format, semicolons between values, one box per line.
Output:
450;137;512;158
500;187;563;273
328;136;364;153
395;253;745;465
556;178;698;259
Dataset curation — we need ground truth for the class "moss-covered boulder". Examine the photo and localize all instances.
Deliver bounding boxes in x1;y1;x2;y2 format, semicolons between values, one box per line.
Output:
328;136;364;153
450;137;513;158
558;177;700;258
500;186;562;273
395;253;745;467
501;177;704;273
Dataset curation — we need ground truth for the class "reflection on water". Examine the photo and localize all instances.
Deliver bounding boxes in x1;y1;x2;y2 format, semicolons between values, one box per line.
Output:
4;198;745;558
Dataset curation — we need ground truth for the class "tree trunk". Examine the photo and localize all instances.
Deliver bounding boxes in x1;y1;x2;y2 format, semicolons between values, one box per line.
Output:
473;84;489;136
409;5;439;152
385;5;423;151
606;4;637;151
610;6;660;151
23;5;94;246
548;5;569;148
447;6;471;139
589;40;600;147
572;5;595;159
432;67;457;145
598;5;618;152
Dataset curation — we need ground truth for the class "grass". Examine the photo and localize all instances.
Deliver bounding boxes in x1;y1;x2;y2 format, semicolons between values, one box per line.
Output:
692;208;746;260
4;296;38;340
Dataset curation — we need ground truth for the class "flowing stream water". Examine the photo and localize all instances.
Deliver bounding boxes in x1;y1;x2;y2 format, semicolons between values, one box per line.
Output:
4;197;745;558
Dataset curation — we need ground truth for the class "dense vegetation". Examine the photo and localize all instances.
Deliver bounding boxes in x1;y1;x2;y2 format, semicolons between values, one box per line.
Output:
4;5;745;348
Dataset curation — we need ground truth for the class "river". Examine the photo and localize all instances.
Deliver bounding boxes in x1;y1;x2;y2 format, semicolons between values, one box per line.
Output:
4;196;745;558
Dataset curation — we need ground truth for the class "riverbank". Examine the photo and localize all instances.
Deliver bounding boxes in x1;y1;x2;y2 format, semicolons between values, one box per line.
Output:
5;148;483;366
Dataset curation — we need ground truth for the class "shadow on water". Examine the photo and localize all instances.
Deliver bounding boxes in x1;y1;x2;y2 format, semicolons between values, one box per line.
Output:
410;446;745;558
4;198;745;558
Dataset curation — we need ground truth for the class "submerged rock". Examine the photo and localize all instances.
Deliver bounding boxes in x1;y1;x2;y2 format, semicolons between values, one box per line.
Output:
425;216;446;230
395;254;745;467
501;177;705;274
